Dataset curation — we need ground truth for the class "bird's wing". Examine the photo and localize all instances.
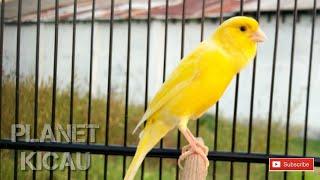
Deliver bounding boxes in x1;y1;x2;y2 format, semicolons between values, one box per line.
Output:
132;46;206;134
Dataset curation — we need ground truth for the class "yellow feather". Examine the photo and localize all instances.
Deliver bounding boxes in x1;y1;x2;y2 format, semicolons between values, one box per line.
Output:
125;113;176;180
125;16;264;180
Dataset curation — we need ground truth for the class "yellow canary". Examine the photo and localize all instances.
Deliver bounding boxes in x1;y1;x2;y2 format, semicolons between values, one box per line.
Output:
124;16;266;180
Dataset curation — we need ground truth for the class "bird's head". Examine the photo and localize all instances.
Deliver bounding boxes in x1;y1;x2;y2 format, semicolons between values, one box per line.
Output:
212;16;266;71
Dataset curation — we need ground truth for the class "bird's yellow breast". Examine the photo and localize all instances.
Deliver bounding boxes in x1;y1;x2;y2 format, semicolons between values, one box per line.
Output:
164;43;236;120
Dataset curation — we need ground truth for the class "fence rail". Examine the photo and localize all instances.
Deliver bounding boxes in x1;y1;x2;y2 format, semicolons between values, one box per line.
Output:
0;140;320;166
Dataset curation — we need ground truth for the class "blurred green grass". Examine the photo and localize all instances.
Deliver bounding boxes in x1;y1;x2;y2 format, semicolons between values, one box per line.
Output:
0;76;319;180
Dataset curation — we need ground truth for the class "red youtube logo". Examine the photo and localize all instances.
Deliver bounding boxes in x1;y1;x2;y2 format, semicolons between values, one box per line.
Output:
269;158;314;172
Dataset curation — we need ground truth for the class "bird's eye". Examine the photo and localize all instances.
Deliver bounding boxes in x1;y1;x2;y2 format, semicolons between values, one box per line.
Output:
240;26;247;32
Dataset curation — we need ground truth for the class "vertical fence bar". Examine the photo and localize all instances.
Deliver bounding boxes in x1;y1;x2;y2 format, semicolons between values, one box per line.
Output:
68;0;77;177
266;0;281;179
13;0;22;179
159;0;169;179
213;1;224;179
0;0;4;141
284;1;298;179
302;1;317;180
196;0;206;138
85;0;96;179
230;0;244;179
0;0;4;177
246;0;261;179
0;0;3;134
33;0;41;179
122;0;132;178
141;0;152;179
104;0;114;179
49;0;59;179
176;0;186;179
68;0;77;179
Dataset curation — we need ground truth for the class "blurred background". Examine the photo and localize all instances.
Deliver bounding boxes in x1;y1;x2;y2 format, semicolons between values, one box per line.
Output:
0;0;319;179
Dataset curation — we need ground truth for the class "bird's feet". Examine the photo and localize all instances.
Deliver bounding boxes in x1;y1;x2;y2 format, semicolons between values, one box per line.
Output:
194;138;209;154
178;137;209;169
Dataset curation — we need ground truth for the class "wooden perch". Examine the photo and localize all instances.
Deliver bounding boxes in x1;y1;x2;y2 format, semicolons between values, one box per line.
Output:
179;137;209;180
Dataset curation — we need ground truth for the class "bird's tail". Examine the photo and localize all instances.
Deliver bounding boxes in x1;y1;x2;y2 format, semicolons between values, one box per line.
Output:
124;116;173;180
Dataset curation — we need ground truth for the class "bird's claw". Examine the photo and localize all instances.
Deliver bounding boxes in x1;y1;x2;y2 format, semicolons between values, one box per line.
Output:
178;138;209;169
195;140;209;154
178;148;193;169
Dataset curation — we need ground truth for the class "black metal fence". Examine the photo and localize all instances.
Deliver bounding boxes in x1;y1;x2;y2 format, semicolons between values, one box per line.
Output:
0;0;319;180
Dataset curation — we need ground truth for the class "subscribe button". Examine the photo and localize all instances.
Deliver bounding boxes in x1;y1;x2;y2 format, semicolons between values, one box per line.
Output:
269;158;314;171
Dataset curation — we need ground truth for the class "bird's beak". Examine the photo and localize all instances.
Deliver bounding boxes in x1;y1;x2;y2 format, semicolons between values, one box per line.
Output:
251;28;267;42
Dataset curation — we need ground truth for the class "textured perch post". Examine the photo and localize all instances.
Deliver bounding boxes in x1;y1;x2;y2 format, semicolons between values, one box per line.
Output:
179;138;209;180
